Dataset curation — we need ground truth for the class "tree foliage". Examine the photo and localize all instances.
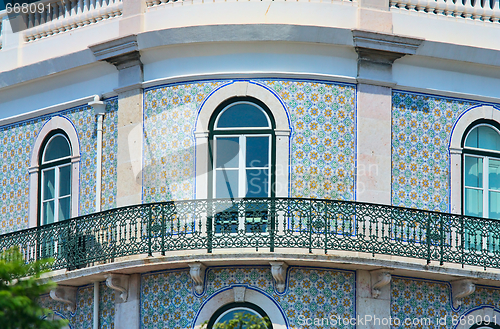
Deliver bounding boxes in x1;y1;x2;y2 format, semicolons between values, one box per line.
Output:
0;247;68;329
203;312;271;329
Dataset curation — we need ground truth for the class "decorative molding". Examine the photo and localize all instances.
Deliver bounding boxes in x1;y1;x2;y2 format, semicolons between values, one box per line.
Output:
274;129;291;137
50;286;77;312
370;269;392;298
188;262;206;294
90;35;142;70
352;30;423;65
353;30;423;85
270;261;288;293
105;274;129;302
88;95;106;116
233;286;246;302
452;279;476;309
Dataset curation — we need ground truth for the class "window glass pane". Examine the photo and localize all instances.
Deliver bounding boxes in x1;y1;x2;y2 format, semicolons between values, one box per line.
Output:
216;137;239;169
489;159;500;191
216;103;270;128
465;127;478;148
59;165;71;197
465;156;483;188
216;170;238;198
246;136;269;168
489;191;500;220
43;135;71;162
43;201;54;225
246;169;269;197
465;188;483;217
465;126;500;151
43;169;55;200
59;196;71;221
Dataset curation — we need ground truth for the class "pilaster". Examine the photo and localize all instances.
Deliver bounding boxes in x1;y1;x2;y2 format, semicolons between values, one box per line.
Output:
356;270;392;329
114;274;141;329
357;0;392;33
354;30;422;204
90;35;144;207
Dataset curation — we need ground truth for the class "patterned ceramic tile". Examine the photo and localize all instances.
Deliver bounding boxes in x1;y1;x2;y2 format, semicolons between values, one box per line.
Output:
392;92;477;212
100;282;115;329
39;284;94;329
144;79;356;203
143;81;228;202
258;80;356;200
101;98;118;212
391;277;500;328
141;266;355;329
0;98;117;234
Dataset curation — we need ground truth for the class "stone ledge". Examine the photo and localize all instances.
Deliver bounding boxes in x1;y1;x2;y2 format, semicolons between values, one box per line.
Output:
45;250;500;288
353;29;424;64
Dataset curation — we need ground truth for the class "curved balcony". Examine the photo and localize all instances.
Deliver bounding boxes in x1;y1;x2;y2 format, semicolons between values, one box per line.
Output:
1;198;499;272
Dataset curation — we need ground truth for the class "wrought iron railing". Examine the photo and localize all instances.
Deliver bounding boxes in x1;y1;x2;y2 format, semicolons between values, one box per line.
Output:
0;198;499;271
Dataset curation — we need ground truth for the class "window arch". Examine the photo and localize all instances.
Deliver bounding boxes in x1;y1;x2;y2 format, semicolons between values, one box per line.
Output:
207;302;272;329
462;121;500;220
39;131;73;225
29;116;80;228
209;97;276;200
208;97;276;233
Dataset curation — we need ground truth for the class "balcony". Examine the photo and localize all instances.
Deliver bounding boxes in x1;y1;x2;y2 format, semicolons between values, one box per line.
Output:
1;197;499;272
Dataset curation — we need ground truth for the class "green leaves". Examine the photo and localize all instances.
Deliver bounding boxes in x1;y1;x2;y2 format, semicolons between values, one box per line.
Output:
202;312;271;329
0;247;68;329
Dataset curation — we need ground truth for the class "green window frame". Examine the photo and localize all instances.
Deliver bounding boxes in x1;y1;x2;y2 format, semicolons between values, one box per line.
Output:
208;97;277;233
38;131;72;226
462;121;500;253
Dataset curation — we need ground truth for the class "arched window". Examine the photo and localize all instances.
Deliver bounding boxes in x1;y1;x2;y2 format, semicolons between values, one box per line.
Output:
209;98;276;233
39;132;72;225
463;124;500;220
207;302;271;329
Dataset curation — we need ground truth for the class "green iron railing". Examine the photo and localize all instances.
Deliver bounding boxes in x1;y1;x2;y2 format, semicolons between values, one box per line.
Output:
0;198;499;271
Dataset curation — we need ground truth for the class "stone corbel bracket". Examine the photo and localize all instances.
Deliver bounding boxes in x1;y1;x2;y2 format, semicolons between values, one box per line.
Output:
452;279;476;309
189;262;206;295
270;261;288;293
352;30;423;86
89;35;144;93
105;274;129;302
50;286;77;312
370;269;393;298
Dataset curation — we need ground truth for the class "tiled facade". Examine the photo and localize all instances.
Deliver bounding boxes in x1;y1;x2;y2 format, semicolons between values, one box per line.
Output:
39;282;115;329
141;266;355;329
143;81;229;202
259;80;356;200
391;276;500;328
40;284;93;329
99;282;116;329
143;79;356;203
392;91;478;212
0;99;117;234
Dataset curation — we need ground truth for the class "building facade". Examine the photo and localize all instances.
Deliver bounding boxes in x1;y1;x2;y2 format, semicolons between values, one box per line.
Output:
1;0;500;327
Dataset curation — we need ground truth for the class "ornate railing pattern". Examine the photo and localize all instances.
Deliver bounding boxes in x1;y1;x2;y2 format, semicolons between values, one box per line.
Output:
0;198;499;271
23;0;122;42
390;0;500;23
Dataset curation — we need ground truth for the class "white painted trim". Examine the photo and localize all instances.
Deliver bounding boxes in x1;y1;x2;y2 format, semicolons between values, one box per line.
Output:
194;81;291;200
0;96;95;128
454;306;500;329
395;85;500;106
142;72;357;90
449;105;500;215
193;286;287;329
29;116;81;227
